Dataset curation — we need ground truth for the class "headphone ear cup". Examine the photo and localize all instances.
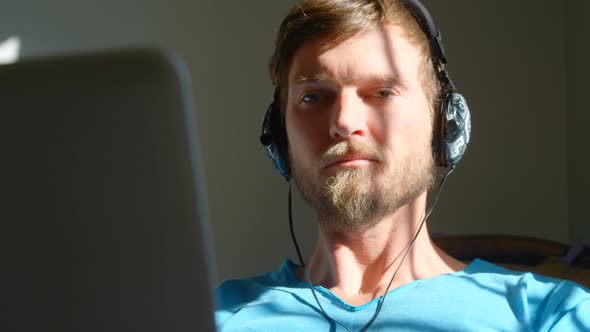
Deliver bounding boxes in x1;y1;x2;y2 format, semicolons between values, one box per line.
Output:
439;92;471;168
260;97;291;180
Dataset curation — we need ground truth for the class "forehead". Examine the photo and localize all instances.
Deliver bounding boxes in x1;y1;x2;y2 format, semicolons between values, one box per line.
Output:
288;24;423;87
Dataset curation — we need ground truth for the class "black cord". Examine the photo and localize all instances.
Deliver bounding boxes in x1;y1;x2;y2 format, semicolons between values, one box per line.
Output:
288;182;353;332
288;168;453;331
288;183;306;268
359;168;453;331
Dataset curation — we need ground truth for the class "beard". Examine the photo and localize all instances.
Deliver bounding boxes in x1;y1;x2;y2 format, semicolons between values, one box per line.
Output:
291;141;435;232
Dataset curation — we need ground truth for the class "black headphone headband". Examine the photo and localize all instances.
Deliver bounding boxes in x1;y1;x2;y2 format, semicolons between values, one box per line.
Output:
400;0;447;64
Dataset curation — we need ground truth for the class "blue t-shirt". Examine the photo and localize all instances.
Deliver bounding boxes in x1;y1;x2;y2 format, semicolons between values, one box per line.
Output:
215;259;590;331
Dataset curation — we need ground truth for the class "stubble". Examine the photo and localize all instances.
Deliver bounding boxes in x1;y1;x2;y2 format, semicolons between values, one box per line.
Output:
291;141;435;232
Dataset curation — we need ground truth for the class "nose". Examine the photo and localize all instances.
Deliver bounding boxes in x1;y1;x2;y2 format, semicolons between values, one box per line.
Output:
329;90;367;140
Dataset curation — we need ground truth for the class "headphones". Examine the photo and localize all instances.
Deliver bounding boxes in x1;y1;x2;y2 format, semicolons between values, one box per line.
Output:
260;0;471;181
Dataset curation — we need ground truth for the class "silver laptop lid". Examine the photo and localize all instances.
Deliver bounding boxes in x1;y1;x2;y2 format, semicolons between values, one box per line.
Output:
2;48;216;332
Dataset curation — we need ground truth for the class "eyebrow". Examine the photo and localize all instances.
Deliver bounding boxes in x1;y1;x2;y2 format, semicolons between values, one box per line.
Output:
294;72;331;84
293;72;399;86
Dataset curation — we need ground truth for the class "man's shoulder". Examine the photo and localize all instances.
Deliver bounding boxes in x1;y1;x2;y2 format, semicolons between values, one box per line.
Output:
462;258;590;291
460;259;590;316
465;258;590;288
423;259;590;329
214;259;311;329
215;260;301;312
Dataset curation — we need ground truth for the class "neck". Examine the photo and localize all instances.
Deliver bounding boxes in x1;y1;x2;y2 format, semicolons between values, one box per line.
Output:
299;191;465;305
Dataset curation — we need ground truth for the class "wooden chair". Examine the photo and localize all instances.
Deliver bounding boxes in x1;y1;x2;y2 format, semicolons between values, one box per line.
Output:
432;234;570;266
432;234;590;288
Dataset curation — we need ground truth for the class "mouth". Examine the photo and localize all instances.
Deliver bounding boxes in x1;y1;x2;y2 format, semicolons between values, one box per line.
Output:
323;155;377;169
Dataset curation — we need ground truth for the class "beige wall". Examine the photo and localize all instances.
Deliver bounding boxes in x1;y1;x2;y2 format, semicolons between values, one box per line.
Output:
421;0;568;240
565;0;590;245
1;0;585;282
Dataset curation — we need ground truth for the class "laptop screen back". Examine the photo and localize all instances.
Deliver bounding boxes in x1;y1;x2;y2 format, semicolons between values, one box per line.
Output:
2;49;216;332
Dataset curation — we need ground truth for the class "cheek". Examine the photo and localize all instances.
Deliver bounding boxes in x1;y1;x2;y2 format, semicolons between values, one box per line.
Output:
374;103;433;158
286;112;327;164
402;97;433;141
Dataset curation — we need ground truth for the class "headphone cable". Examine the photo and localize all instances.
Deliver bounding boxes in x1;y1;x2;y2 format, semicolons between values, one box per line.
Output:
288;168;453;331
360;168;453;331
288;182;353;332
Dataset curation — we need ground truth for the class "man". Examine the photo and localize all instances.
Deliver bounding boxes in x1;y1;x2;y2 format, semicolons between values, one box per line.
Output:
215;0;590;330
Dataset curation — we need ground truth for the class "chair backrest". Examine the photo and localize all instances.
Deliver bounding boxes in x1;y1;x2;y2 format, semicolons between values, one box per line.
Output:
433;234;569;265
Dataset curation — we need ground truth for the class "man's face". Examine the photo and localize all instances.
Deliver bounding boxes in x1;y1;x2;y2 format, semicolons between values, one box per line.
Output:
285;24;435;231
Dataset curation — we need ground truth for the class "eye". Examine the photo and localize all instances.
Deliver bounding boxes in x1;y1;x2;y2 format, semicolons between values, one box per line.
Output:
301;93;320;104
373;89;395;99
293;87;336;109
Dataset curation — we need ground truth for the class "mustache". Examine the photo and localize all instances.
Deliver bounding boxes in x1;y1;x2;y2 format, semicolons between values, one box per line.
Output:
318;141;384;168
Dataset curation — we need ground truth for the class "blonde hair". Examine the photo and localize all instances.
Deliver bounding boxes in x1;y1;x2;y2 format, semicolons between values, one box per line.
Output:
269;0;440;110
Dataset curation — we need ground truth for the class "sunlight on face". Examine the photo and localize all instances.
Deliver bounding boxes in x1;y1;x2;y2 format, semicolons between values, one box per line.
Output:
286;25;435;231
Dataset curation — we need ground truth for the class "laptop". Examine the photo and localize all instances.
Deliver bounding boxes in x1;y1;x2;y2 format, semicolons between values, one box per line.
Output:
2;48;217;332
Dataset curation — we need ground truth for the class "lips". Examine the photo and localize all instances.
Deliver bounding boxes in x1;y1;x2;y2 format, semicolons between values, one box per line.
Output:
322;154;376;169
